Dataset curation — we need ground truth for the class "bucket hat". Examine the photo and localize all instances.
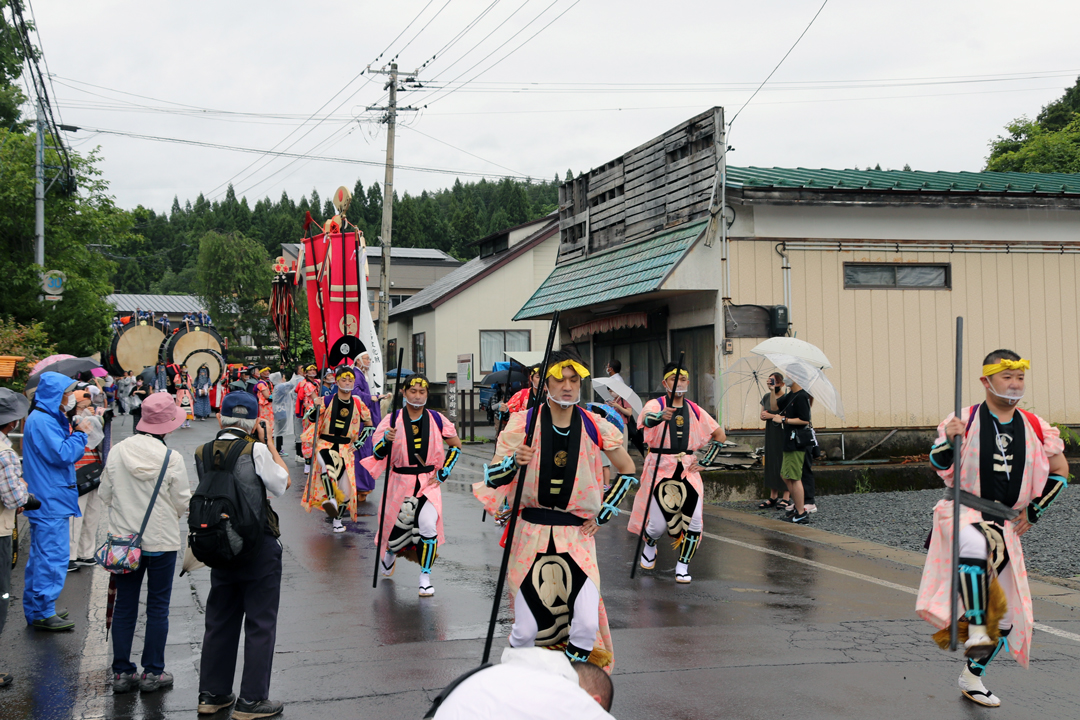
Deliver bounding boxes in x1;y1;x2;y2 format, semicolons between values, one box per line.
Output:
136;393;184;434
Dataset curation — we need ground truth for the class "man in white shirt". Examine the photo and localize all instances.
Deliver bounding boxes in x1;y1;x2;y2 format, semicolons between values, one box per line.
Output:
430;647;615;719
195;392;290;720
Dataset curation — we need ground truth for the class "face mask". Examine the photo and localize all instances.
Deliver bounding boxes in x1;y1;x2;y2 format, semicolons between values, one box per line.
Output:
405;399;427;409
548;394;580;409
64;395;77;412
986;381;1024;406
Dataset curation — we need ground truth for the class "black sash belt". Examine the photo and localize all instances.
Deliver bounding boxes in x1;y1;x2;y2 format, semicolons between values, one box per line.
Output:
946;489;1020;521
521;507;585;526
393;464;436;475
320;434;351;445
651;448;687;455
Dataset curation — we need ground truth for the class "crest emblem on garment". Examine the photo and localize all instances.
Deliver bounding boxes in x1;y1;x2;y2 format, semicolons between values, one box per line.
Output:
339;407;349;417
531;555;573;645
554;450;568;468
675;414;685;427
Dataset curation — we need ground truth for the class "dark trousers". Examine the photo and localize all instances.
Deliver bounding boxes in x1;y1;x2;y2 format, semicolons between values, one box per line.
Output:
112;551;177;675
0;534;11;637
200;533;282;701
803;452;816;504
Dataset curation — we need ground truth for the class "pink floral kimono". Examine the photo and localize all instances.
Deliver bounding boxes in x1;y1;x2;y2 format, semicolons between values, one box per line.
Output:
627;397;719;536
361;408;458;554
916;405;1063;667
473;407;624;671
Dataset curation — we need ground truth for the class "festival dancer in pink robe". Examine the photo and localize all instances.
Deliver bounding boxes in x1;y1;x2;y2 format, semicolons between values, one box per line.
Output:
916;350;1067;708
474;352;637;672
628;363;726;584
361;375;461;598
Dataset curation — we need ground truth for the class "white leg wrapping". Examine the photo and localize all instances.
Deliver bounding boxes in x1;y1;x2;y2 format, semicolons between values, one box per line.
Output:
645;497;666;540
417;501;439;537
958;523;988;559
509;590;538;648
567;578;600;652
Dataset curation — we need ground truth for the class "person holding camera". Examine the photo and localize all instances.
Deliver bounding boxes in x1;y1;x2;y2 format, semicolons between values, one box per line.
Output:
1;388;39;686
99;393;191;693
68;385;107;572
21;372;94;631
196;392;290;719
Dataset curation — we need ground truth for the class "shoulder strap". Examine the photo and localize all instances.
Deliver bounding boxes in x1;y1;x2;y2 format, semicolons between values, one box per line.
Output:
685;399;702;420
137;449;172;538
657;395;666;410
1018;408;1046;444
577;407;600;446
963;403;981;437
430;409;443;432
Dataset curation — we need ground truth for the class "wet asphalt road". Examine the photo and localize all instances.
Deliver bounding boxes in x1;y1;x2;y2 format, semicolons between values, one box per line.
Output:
2;417;1080;719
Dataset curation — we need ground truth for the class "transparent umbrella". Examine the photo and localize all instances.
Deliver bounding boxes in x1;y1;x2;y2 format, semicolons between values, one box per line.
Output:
764;353;845;421
720;355;776;429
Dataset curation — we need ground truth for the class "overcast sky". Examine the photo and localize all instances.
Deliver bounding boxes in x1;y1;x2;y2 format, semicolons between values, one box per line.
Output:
22;0;1080;215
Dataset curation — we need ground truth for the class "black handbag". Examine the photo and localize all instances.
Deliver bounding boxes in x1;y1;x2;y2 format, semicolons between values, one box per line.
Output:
76;461;104;496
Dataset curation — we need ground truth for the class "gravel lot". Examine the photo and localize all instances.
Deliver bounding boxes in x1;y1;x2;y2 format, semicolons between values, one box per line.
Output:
721;486;1080;579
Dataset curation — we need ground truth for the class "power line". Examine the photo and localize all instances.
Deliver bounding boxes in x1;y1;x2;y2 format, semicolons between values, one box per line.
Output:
400;124;529;176
729;0;829;128
77;126;530;180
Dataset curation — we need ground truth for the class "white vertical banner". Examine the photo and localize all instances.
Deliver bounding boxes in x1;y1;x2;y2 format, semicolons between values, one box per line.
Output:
356;238;384;395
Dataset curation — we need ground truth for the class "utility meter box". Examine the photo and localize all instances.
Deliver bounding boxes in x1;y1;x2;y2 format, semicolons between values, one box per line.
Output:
770;305;789;336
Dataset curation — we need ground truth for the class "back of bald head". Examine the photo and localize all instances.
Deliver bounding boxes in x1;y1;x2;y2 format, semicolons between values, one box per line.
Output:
573;662;613;712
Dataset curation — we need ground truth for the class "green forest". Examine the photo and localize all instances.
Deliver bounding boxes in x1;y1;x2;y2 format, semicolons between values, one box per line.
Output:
112;175;562;297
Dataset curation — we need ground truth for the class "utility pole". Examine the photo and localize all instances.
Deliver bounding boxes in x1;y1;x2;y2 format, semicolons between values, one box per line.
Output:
35;99;45;270
367;63;419;356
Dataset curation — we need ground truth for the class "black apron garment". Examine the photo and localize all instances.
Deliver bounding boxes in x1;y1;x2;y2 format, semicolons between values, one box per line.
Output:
518;536;590;647
538;404;581;510
969;520;1011;574
651;463;700;537
318;395;355;485
978;403;1026;516
387;412;436;557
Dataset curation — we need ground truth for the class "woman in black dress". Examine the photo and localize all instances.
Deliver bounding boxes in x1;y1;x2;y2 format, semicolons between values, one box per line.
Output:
758;372;791;509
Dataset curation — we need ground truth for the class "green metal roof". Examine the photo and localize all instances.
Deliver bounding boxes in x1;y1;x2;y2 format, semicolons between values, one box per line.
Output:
514;220;707;320
727;166;1080;195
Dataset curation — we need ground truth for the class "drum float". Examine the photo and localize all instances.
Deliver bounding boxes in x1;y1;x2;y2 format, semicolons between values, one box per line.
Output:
105;322;166;376
180;349;226;385
161;325;227;366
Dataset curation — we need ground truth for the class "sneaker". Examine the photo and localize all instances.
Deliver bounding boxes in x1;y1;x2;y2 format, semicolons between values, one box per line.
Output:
31;614;74;631
332;519;346;533
804;503;818;513
381;552;396;577
112;672;138;694
419;573;435;597
233;698;284;720
67;561;80;573
139;671;174;693
675;561;691;584
788;510;810;524
279;450;289;457
293;455;305;466
74;557;96;567
639;543;657;570
198;692;236;714
959;666;1000;707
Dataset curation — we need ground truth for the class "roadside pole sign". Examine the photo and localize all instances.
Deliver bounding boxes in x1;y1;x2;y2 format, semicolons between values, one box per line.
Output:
43;270;66;301
446;373;458;421
457;354;474;391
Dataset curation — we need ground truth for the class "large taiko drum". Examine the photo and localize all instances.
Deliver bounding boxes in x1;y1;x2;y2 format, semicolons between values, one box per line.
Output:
180;349;226;385
105;322;166;376
160;325;227;366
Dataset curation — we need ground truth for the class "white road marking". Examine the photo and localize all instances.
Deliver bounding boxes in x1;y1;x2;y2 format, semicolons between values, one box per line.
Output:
703;531;1080;644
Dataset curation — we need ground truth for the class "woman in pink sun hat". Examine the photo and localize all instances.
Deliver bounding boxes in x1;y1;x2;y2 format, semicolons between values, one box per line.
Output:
99;392;191;693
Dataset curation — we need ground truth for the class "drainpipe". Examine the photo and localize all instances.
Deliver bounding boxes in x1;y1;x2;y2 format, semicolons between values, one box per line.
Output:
775;243;791;326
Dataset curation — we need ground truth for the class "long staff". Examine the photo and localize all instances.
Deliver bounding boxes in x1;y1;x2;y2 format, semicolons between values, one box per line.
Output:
481;311;561;664
949;317;964;651
373;348;407;589
631;351;684;579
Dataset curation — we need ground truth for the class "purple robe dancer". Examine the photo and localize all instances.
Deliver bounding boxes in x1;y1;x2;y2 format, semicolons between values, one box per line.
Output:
351;370;381;495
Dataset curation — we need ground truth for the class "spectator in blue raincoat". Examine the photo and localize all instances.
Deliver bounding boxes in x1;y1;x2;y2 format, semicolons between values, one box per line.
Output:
22;371;93;631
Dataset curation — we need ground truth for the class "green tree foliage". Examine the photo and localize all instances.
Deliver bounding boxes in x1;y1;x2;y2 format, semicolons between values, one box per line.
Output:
986;77;1080;172
195;230;273;351
0;128;132;356
0;0;33;131
0;316;55;392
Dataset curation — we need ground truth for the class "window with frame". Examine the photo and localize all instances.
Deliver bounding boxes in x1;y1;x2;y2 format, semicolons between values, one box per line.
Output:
412;333;426;376
480;330;531;372
843;262;950;289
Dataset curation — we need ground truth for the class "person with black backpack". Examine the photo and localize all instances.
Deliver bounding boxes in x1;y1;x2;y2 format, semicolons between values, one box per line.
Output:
193;392;289;720
773;380;815;524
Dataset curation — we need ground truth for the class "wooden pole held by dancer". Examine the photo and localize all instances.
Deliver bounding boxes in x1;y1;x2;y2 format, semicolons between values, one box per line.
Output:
373;348;406;589
481;311;561;665
949;316;963;652
631;351;685;579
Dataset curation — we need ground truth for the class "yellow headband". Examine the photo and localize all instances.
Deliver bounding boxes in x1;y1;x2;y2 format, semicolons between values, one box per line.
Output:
404;377;429;389
664;369;689;382
546;359;590;380
336;369;355;380
983;358;1030;377
306;364;318;372
259;367;271;374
